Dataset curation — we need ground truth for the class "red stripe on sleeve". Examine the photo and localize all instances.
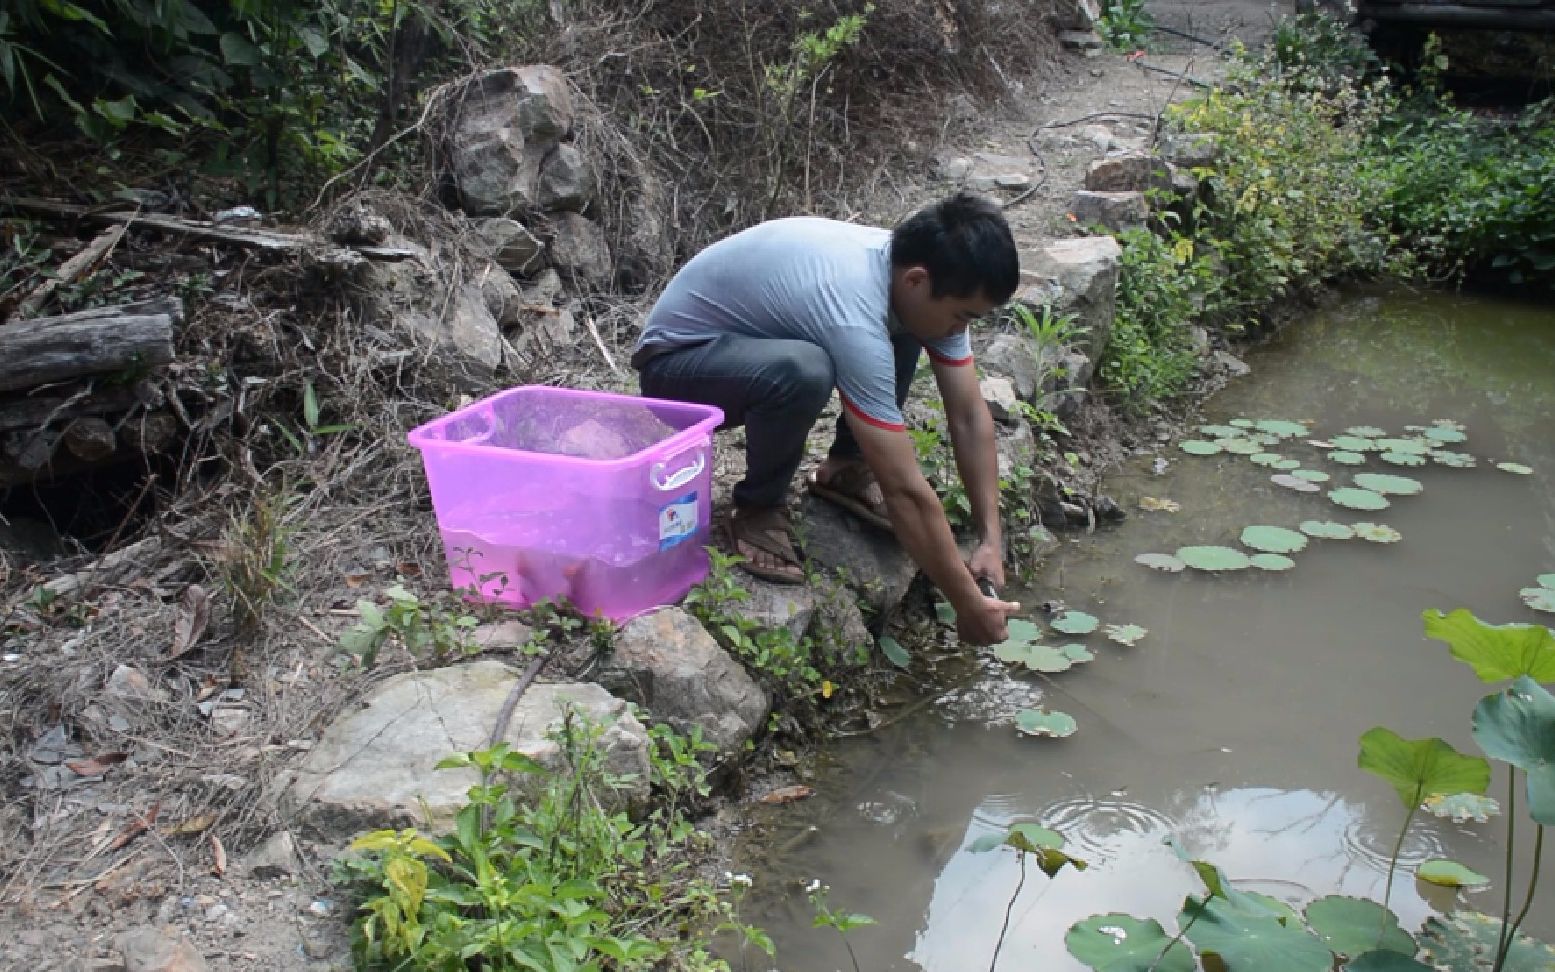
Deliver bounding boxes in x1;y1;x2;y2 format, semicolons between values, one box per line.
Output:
926;348;974;367
839;392;907;432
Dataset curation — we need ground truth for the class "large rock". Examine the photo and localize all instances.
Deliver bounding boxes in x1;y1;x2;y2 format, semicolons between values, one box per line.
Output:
980;376;1020;425
743;579;817;641
118;926;206;972
477;217;545;276
448;66;576;217
808;574;874;658
963;152;1038;192
1016;236;1121;366
537;144;593;213
1084;153;1173;193
1159;132;1221;169
354;237;505;381
797;495;918;617
1054;0;1102;30
544;213;613;290
1067;190;1148;232
995;418;1037;481
602;607;769;752
978;333;1042;401
281;663;650;836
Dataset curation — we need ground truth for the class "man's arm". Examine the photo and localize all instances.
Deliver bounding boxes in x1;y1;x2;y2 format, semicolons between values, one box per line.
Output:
933;357;1005;589
844;412;1017;645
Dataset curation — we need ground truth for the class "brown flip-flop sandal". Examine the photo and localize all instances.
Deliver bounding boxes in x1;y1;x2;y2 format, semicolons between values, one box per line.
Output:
807;464;894;532
719;510;805;585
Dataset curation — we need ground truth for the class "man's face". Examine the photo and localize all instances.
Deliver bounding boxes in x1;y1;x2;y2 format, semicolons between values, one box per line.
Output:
894;266;1000;342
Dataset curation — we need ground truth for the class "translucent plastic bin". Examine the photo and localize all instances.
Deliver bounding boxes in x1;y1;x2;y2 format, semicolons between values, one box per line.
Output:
407;386;723;620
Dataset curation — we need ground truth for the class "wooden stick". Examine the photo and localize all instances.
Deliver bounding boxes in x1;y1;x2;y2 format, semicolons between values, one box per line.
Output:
15;225;128;320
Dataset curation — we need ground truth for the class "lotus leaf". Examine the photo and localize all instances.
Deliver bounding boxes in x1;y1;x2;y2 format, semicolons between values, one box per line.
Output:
1521;586;1555;613
1241;525;1308;554
1424;426;1467;444
1329;488;1389;511
1177;545;1253;571
1251;553;1296;571
1293;468;1330;483
1016;707;1077;738
1498;462;1534;475
1431;450;1476;468
1432;418;1467;431
1250;432;1282;446
1329;450;1367;466
1061;643;1096;663
1380;451;1427;467
1332;435;1379;453
1180;440;1222;456
1353;473;1423;496
1471;676;1555;824
1422;792;1500;823
1007;618;1042;643
1052;610;1100;635
1065;914;1195;972
879;635;911;669
1378;438;1430;455
1105;624;1147;646
1352;523;1402;543
1357;727;1490;812
1250;452;1284;467
1344;425;1387;438
1418;911;1555;972
1180;895;1334;972
1271;473;1321;492
1200;424;1244;438
1416;859;1489;889
936;601;957;624
1421;608;1555;682
1135;552;1186;572
997;643;1078;673
1255;419;1309;438
1343;952;1432;972
1304;895;1416;958
1301;520;1355;540
1229;418;1255;428
1221;438;1263;455
1539;574;1555;589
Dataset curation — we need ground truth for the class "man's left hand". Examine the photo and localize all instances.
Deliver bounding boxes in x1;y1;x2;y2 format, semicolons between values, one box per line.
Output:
968;540;1005;592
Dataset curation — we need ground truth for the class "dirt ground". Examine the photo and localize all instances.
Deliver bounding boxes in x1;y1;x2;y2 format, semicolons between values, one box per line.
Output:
0;2;1299;969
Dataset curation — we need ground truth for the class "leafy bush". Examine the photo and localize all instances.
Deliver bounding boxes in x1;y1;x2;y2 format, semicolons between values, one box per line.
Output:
1099;228;1202;409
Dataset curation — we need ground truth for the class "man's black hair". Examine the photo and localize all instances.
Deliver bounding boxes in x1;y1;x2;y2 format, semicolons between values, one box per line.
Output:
889;190;1019;303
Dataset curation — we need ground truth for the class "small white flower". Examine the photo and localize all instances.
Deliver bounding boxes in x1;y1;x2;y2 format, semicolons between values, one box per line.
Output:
805;879;823;893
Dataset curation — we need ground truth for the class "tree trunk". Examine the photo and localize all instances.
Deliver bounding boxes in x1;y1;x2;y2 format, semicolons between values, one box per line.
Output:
0;298;180;393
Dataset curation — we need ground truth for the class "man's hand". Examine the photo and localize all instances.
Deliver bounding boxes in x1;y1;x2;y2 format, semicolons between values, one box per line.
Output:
967;540;1005;592
956;592;1022;646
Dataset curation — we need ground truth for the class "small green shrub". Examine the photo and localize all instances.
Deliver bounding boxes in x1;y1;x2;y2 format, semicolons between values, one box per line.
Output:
1097;0;1152;52
1099;228;1201;409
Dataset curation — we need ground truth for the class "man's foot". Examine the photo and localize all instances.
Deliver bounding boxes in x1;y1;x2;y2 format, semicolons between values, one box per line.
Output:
808;460;893;532
721;506;805;584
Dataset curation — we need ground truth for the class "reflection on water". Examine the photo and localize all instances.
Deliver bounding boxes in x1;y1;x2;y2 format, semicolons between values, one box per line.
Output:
731;286;1555;970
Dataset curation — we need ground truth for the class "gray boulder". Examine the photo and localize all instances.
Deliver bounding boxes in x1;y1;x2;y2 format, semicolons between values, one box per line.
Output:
963;152;1037;192
797;495;918;617
980;376;1020;425
477;217;545;276
1054;0;1102;30
742;579;817;641
1084;153;1173;193
537;144;593;213
1067;190;1148;232
281;663;650;836
602;607;770;752
978;333;1042;401
995;418;1036;481
544;212;613;290
118;926;206;972
353;237;506;381
448;66;576;217
1016;236;1121;367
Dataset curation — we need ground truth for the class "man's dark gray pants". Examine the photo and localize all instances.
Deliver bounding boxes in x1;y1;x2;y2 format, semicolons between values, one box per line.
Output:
637;333;923;510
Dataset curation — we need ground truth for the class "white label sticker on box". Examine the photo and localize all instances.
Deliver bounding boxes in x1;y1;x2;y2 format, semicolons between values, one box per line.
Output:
659;492;698;550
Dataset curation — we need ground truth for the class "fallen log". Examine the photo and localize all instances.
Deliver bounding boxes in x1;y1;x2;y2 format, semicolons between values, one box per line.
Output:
0;298;179;393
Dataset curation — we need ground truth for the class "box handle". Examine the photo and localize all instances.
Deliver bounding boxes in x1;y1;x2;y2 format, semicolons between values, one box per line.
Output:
652;450;705;492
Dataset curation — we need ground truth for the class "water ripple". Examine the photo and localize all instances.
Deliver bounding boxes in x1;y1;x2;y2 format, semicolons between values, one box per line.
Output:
1040;796;1178;862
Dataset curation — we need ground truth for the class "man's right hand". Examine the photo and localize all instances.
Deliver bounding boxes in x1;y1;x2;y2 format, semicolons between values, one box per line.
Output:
955;593;1022;646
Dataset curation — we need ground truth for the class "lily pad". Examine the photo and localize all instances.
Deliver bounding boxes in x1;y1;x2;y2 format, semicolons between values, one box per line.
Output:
1416;859;1490;889
1016;707;1077;738
1419;911;1555;972
1304;895;1417;958
1431;418;1467;431
1200;424;1244;439
1421;608;1555;682
1272;474;1321;492
1521;586;1555;613
1301;520;1355;540
1329;450;1368;466
1422;792;1500;823
1380;451;1427;467
1180;895;1334;972
1358;727;1490;812
996;642;1078;674
1344;951;1432;972
1431;450;1477;468
1060;643;1096;663
1378;438;1431;455
1250;452;1285;467
1271;458;1301;471
1250;553;1296;571
1104;624;1147;646
1332;435;1379;453
1352;522;1402;543
1256;419;1309;438
879;635;911;669
1292;468;1330;482
1135;552;1186;573
1229;418;1255;428
1241;525;1308;554
1472;676;1555;824
936;601;957;624
1177;545;1253;572
1220;438;1264;455
1344;425;1387;438
1424;426;1467;444
1497;461;1534;475
1538;574;1555;590
1065;914;1196;972
1353;473;1423;496
1180;440;1223;456
1052;610;1100;635
1329;487;1389;511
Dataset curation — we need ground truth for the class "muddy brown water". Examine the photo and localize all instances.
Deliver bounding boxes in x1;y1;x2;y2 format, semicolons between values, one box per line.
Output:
728;286;1555;971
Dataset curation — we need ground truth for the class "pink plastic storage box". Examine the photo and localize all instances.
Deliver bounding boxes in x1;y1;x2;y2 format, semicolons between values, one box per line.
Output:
407;386;723;620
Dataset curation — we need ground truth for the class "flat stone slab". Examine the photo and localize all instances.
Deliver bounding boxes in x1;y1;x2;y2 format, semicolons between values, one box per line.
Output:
281;662;650;837
798;495;918;617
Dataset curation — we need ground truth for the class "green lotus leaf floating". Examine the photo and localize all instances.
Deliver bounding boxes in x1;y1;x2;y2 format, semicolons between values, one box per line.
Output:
1344;951;1432;972
1255;419;1309;438
1353;522;1402;543
1177;545;1252;572
1432;418;1467;431
1180;895;1334;972
1328;450;1367;466
1105;624;1147;646
1052;610;1100;635
1292;468;1330;483
1007;618;1042;643
1418;912;1555;972
1061;643;1096;663
1378;438;1431;455
1301;520;1355;540
1180;440;1223;456
1416;858;1490;889
1304;895;1418;959
1199;424;1244;438
1353;473;1423;496
1229;418;1255;428
1497;461;1534;475
1065;914;1195;972
1344;425;1387;438
1272;474;1321;493
1329;487;1389;511
1424;426;1467;444
1332;435;1379;453
1016;707;1077;738
1250;553;1296;571
1135;552;1186;572
1250;452;1284;467
1422;791;1500;823
1271;458;1301;471
1221;438;1263;455
1025;646;1082;673
1521;586;1555;614
1380;451;1427;467
1241;525;1308;554
1250;432;1282;447
1536;573;1555;590
1431;450;1476;468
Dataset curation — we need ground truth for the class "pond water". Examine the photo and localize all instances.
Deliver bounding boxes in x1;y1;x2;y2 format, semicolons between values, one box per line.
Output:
728;286;1555;970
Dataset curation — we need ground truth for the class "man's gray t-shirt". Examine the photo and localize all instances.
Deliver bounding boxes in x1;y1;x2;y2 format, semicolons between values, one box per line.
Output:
631;217;973;431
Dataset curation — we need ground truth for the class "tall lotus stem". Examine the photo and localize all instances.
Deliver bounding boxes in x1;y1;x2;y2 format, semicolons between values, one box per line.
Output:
1494;772;1518;971
1495;820;1543;972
